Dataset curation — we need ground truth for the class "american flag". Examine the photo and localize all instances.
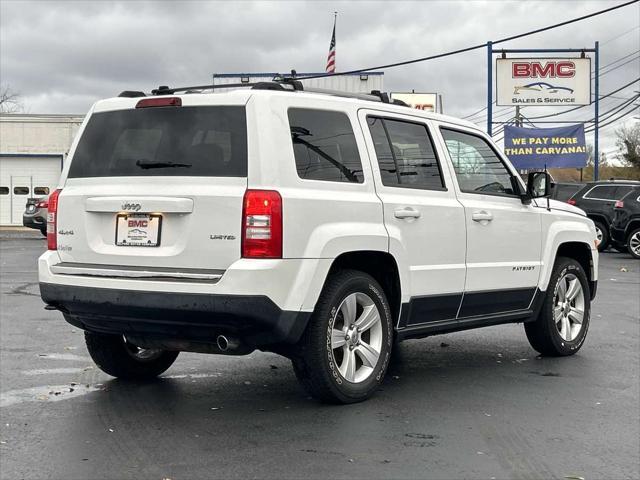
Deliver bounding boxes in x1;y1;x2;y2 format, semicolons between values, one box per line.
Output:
326;16;336;73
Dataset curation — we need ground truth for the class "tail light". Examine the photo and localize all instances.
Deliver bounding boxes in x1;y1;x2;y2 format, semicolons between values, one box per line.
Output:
614;200;624;209
241;190;282;258
36;200;48;209
136;97;181;108
47;189;62;250
567;199;577;205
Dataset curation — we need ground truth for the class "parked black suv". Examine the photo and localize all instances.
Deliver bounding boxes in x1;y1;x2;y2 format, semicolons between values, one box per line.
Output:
568;180;640;251
611;189;640;259
551;182;585;202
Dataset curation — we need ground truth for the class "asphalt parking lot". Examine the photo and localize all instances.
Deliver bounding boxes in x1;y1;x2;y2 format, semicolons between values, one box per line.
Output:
1;231;638;480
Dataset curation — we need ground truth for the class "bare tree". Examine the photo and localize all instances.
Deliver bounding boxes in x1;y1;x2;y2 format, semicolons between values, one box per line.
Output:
0;84;23;113
615;123;640;168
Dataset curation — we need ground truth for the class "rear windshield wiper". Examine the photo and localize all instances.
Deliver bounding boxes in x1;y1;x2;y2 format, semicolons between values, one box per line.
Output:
135;160;192;169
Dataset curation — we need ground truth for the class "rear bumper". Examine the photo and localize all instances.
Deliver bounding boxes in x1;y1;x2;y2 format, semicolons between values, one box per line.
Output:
40;283;311;346
23;214;45;229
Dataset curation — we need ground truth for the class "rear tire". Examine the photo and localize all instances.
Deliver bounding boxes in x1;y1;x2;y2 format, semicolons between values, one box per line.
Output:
525;257;591;356
85;332;179;380
627;228;640;259
611;242;627;253
292;270;393;404
593;221;609;252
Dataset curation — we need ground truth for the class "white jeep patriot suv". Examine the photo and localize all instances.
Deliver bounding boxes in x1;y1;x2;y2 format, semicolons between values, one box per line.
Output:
39;81;598;404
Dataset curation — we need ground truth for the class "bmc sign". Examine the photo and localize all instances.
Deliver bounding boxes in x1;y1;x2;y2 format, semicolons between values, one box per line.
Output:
390;92;438;113
496;58;590;106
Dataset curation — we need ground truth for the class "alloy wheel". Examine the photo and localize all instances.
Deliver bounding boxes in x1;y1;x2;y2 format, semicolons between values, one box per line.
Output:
595;226;603;244
554;273;585;342
629;231;640;257
330;292;383;383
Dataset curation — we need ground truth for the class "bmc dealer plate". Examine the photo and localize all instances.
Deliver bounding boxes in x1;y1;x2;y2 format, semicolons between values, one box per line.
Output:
115;213;162;247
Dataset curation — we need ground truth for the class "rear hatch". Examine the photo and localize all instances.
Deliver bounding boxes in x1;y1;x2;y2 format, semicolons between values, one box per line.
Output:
55;101;248;271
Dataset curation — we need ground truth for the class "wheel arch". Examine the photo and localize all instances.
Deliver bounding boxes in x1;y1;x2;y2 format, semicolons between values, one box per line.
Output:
625;218;640;237
587;213;609;228
554;242;597;299
324;251;402;325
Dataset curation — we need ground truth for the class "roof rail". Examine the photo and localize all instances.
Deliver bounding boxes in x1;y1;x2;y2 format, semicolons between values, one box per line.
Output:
146;79;409;108
151;82;257;95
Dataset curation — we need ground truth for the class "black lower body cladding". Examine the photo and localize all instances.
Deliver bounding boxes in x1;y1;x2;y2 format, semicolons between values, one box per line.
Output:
39;283;311;347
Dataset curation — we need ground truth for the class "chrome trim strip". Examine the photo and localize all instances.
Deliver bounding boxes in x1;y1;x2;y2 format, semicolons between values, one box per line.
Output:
51;262;223;282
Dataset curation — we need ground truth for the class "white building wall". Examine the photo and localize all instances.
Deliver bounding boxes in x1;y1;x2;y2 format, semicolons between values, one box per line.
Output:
0;114;85;226
0;114;84;155
212;73;384;94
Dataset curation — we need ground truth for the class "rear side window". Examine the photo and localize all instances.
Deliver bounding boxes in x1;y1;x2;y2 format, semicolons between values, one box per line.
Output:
68;106;247;177
288;108;363;183
583;185;618;200
367;116;445;190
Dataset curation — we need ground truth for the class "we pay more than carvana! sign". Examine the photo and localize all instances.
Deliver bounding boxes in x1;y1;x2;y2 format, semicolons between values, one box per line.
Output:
503;124;588;169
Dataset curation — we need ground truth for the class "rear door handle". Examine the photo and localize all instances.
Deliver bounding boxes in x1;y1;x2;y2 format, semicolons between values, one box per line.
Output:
394;207;421;219
472;210;493;222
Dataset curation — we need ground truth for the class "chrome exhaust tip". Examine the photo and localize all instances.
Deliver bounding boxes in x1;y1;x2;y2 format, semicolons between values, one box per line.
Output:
217;335;229;351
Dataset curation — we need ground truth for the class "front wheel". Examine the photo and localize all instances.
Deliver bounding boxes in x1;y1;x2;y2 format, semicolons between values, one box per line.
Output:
525;257;591;356
627;228;640;259
292;270;393;404
85;332;179;379
593;221;609;252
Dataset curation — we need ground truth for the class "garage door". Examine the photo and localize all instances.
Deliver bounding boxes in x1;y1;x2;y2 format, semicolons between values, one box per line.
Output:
0;156;62;226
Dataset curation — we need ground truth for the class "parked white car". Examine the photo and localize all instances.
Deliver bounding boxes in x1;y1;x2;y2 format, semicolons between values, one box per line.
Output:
39;82;598;403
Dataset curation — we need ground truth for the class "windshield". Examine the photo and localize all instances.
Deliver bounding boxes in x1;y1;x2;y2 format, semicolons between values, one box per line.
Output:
68;106;247;177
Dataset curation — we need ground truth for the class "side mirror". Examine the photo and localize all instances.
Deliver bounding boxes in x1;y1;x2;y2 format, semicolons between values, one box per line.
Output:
525;171;551;200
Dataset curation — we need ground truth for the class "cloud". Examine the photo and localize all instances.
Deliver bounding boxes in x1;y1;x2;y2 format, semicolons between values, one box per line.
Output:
1;0;638;153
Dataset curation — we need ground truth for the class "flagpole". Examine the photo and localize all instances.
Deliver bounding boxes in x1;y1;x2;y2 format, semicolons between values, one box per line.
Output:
333;11;337;73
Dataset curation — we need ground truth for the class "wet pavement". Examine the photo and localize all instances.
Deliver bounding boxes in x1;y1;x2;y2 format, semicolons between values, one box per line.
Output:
1;232;638;479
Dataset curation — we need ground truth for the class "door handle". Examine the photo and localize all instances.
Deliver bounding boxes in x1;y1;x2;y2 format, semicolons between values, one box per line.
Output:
472;210;493;222
394;207;421;219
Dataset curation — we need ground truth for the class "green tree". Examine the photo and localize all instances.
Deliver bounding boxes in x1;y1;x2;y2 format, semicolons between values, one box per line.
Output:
615;123;640;168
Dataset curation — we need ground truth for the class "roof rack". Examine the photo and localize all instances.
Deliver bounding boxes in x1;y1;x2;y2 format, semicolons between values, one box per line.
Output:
144;75;410;108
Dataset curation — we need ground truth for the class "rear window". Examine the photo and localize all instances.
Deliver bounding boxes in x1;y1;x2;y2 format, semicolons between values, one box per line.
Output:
584;185;622;200
68;106;247;177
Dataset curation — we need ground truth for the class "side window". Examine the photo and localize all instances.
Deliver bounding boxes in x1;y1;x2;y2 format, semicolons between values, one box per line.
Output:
288;108;363;183
367;116;445;190
584;185;617;200
615;185;635;199
441;128;517;196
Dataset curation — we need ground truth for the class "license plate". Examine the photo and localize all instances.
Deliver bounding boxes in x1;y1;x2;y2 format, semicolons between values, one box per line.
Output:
115;214;162;247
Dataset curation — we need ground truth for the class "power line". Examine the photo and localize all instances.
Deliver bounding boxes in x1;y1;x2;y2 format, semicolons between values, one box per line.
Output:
585;103;639;132
601;24;640;45
598;49;640;73
297;0;639;81
462;50;638;121
598;55;640;77
526;76;640;120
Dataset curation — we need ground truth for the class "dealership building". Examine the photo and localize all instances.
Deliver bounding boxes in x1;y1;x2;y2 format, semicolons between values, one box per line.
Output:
0;72;385;226
0;114;84;225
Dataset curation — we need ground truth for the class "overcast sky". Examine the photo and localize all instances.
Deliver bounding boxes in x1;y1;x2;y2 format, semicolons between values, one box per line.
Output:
1;0;639;157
